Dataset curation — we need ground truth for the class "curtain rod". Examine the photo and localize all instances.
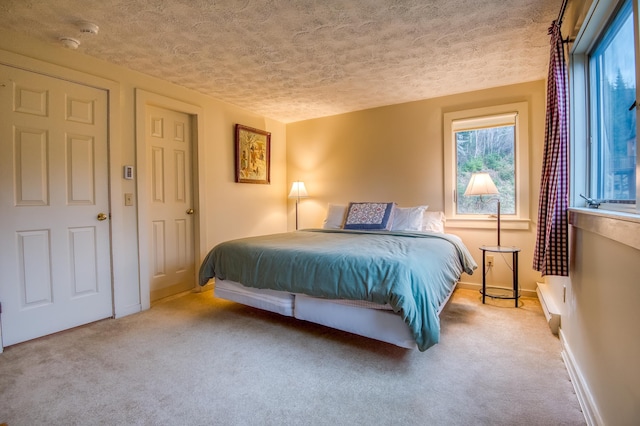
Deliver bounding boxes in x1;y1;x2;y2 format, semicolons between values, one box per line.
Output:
556;0;575;44
557;0;569;25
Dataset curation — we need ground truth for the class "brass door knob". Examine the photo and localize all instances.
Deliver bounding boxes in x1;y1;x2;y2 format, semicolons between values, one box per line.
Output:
186;208;194;215
97;213;108;221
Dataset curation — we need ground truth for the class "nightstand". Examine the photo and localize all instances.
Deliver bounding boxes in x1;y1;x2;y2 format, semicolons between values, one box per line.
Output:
479;246;521;307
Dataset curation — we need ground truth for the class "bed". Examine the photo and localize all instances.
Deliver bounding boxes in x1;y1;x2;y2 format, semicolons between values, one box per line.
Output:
199;204;477;351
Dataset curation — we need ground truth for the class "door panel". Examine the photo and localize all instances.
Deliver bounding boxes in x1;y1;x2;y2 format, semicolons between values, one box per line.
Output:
17;230;53;307
67;134;96;204
145;106;194;302
69;227;99;295
0;64;112;346
14;127;48;205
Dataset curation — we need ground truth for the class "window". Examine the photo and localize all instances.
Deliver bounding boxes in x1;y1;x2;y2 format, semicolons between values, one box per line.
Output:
454;114;516;215
590;0;637;203
444;102;530;229
572;0;639;213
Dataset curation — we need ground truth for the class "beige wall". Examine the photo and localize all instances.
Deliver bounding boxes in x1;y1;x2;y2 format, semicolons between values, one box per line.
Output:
286;80;546;294
567;220;640;425
0;29;287;315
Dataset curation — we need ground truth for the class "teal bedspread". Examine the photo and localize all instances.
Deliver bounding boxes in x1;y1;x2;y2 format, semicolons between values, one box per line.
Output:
199;229;477;351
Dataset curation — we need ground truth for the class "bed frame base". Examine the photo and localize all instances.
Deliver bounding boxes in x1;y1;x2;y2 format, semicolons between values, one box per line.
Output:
294;294;417;349
214;281;294;317
214;280;422;349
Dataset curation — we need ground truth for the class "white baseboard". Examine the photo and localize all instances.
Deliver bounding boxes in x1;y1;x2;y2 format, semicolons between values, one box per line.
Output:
196;281;214;293
114;303;142;318
560;329;603;426
115;283;211;318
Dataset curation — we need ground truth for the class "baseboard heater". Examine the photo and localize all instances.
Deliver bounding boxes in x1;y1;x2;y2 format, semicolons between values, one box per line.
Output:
536;282;561;335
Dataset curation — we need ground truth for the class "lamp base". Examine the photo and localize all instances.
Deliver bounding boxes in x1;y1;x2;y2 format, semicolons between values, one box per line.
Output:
496;200;501;246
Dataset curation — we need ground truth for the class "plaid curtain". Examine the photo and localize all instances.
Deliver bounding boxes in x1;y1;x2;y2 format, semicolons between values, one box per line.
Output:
533;20;569;276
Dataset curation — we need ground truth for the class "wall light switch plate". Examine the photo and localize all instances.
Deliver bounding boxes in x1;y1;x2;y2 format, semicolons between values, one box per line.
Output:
124;193;133;206
123;165;134;180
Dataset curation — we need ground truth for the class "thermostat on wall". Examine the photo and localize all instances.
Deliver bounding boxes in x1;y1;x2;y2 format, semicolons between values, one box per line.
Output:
123;165;134;180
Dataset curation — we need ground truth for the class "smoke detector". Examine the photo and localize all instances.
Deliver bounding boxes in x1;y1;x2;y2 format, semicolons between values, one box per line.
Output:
59;37;80;49
79;22;99;35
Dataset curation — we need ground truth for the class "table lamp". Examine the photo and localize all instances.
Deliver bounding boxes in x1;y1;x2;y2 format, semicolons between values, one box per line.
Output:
288;181;308;230
464;172;501;246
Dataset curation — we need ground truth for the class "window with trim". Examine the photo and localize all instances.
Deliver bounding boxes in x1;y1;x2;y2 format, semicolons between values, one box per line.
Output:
444;102;530;229
572;0;639;213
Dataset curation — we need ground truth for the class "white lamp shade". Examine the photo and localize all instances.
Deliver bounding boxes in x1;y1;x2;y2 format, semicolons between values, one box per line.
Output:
464;172;499;196
288;181;309;199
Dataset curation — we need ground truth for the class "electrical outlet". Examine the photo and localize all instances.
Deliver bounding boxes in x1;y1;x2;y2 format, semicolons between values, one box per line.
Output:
486;255;494;267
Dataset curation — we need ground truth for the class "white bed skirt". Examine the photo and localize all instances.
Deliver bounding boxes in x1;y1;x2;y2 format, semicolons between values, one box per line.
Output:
294;294;417;349
214;279;294;317
214;279;422;349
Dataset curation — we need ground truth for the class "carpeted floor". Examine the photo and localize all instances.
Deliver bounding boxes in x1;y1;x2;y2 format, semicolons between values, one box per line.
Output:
0;288;585;425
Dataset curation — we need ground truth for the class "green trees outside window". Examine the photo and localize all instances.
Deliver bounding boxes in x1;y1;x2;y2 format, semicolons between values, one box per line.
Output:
456;125;516;215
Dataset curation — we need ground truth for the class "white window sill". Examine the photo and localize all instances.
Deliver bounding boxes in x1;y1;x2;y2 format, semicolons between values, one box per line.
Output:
591;203;638;215
569;208;640;251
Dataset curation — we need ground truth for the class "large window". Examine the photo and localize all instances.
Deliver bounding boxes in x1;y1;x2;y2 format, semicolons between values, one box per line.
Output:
454;114;516;215
589;0;637;203
444;102;530;229
572;0;639;213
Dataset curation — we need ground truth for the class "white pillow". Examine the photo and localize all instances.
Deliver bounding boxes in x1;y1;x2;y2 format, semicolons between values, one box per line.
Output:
322;203;348;229
422;211;446;233
391;205;428;231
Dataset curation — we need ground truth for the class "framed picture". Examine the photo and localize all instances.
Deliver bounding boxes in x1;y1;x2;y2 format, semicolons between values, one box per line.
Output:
235;124;271;184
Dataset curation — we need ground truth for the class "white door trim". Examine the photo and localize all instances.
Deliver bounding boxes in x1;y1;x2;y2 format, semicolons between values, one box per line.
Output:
135;89;206;310
0;50;129;318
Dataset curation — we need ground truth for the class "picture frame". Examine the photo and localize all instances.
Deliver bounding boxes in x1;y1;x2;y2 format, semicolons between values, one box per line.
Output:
235;124;271;184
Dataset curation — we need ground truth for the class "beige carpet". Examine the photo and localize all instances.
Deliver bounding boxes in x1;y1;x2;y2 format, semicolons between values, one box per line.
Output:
0;288;585;425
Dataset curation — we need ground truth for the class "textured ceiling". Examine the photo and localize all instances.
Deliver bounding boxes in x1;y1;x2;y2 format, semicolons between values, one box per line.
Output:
0;0;559;123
